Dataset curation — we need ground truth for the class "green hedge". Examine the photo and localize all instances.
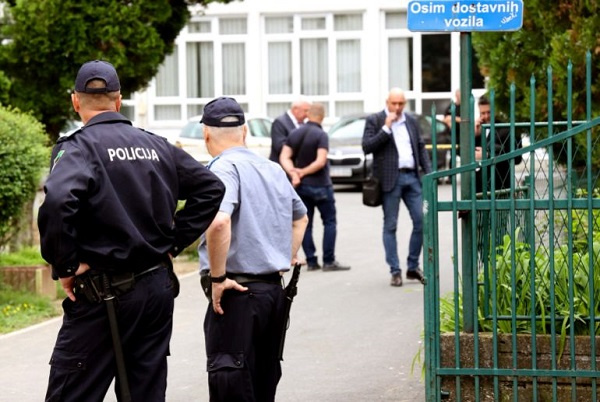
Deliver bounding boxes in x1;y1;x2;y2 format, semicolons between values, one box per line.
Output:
0;106;49;244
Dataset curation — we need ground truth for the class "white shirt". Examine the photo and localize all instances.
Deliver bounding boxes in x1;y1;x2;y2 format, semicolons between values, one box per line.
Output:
383;112;415;170
287;110;302;129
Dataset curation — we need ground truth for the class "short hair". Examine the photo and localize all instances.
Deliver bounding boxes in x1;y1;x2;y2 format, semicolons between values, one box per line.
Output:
308;103;325;120
478;95;490;107
76;79;120;109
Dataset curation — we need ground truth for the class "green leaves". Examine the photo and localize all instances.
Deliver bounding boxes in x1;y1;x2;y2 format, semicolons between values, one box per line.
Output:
440;209;600;338
0;106;49;243
0;0;192;141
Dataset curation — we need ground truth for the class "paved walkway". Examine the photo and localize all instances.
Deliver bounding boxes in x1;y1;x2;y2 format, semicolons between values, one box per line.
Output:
0;187;459;401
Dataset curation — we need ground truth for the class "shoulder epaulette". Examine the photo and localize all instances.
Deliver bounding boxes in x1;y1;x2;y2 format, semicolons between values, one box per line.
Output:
56;127;83;144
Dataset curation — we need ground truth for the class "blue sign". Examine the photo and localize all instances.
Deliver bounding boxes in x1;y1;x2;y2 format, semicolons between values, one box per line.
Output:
407;0;523;32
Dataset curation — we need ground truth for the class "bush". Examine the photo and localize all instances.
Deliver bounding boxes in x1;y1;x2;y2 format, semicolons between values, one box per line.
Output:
0;106;50;244
0;246;46;267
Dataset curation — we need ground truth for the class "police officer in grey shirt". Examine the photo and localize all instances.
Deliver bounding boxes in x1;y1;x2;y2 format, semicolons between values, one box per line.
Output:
198;97;308;402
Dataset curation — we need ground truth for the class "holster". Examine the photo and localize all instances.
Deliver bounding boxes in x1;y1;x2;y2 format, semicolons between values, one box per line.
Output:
73;271;135;304
200;271;211;301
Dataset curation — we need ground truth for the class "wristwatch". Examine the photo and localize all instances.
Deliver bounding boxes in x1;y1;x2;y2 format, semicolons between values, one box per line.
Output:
210;273;227;283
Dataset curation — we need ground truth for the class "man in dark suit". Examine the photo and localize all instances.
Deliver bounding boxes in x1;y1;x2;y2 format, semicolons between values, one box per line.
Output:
474;95;522;193
269;98;311;162
362;88;432;287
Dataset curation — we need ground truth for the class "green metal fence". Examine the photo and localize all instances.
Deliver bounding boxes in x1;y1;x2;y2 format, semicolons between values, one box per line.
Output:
423;53;600;401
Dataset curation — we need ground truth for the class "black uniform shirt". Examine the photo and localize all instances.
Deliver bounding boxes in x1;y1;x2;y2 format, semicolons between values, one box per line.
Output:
38;112;224;278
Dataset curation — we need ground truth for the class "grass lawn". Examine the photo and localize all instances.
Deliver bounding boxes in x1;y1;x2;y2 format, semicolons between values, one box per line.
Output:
0;283;62;335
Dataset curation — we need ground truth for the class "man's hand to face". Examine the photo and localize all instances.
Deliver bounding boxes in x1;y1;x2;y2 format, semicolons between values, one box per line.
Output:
385;92;407;128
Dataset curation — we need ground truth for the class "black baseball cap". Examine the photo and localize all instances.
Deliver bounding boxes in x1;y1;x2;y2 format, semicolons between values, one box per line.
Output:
74;60;121;93
200;97;245;127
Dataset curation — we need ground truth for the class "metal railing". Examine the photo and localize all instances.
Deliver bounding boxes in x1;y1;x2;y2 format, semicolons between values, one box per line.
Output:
422;52;600;401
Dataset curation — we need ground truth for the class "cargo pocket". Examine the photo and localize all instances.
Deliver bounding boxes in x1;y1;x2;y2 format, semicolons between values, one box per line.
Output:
207;352;253;400
46;349;88;401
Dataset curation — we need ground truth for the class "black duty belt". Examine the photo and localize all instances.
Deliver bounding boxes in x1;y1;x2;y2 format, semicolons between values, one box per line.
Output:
399;168;415;173
135;263;167;278
74;263;169;303
227;272;283;286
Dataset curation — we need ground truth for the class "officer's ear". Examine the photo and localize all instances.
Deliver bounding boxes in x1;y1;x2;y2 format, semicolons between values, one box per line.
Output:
71;93;80;113
115;94;122;112
242;124;248;142
204;126;212;154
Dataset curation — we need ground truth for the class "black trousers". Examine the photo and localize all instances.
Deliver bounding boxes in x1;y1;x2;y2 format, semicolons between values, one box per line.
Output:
204;281;286;402
45;267;175;402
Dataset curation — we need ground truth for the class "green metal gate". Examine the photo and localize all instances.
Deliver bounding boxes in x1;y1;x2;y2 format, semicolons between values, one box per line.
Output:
423;53;600;401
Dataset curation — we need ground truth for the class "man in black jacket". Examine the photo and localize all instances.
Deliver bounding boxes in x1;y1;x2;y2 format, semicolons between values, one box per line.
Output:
474;95;522;193
38;60;225;401
362;88;431;287
280;103;350;272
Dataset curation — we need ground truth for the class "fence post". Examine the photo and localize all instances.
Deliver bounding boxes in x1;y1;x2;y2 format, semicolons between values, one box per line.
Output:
459;32;475;333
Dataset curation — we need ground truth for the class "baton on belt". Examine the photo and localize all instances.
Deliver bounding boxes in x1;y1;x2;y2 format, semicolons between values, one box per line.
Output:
102;275;132;402
278;262;302;361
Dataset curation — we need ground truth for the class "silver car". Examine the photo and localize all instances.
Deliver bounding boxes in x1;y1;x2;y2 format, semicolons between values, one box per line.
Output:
174;114;272;165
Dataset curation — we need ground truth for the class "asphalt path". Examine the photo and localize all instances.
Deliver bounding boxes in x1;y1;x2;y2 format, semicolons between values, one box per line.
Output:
0;184;457;401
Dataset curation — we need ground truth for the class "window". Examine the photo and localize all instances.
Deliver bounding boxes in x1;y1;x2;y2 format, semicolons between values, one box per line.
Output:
265;17;293;34
335;101;363;116
385;12;407;29
155;105;181;120
186;42;214;98
268;42;292;94
265;13;364;118
220;18;247;35
267;102;289;118
155;50;179;97
334;14;362;31
388;38;413;91
301;38;329;95
302;17;325;30
422;34;451;92
188;21;211;33
222;43;246;95
337;39;360;92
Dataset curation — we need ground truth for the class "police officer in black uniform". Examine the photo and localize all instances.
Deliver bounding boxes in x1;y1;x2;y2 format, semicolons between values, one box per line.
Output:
38;60;225;402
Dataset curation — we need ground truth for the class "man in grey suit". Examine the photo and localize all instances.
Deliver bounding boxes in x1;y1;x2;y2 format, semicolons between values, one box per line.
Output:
269;98;311;162
362;88;431;287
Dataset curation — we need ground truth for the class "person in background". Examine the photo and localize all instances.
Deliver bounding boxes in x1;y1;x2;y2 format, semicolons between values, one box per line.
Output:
444;88;461;137
198;97;308;402
474;95;523;193
362;88;431;287
279;103;351;272
269;97;311;163
38;60;224;401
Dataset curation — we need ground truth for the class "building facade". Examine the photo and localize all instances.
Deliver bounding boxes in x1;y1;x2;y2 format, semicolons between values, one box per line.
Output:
132;0;485;139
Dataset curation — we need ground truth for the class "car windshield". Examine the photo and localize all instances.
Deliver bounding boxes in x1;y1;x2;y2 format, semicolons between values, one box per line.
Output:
247;118;272;138
180;121;204;139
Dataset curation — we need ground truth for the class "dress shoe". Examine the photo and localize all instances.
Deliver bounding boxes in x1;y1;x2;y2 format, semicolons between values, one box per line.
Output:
406;268;426;284
307;263;321;271
322;261;351;271
390;273;403;287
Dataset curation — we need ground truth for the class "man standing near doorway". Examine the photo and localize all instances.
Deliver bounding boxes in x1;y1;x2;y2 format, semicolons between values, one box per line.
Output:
269;97;311;163
362;88;431;287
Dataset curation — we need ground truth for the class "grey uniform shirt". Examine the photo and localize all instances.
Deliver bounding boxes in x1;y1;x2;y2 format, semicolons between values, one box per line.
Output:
199;147;307;275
